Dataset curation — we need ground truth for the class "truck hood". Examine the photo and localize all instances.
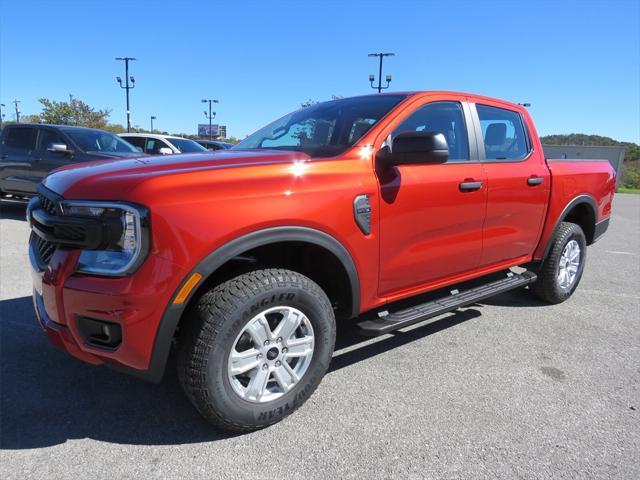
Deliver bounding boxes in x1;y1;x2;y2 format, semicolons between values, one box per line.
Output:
43;149;311;199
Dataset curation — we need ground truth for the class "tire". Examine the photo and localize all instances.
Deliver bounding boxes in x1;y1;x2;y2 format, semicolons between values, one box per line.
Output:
177;268;336;432
531;222;587;304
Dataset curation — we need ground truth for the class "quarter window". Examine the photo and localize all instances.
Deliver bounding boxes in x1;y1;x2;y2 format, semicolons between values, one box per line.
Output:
476;104;530;160
392;102;469;161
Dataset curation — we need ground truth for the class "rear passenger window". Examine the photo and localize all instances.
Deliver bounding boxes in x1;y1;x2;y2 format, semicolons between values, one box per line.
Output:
476;104;530;160
392;102;469;161
4;128;37;150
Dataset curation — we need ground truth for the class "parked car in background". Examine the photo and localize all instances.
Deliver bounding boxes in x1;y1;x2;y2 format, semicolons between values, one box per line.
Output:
0;124;141;200
196;139;234;151
120;133;207;155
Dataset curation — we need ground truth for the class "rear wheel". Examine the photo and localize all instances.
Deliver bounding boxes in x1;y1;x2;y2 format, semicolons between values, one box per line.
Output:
531;222;587;304
177;268;335;432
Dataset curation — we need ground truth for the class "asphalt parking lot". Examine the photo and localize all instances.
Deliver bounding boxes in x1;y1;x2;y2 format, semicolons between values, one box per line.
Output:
1;194;638;479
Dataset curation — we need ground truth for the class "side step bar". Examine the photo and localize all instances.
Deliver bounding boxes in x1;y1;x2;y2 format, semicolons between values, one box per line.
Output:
357;271;537;336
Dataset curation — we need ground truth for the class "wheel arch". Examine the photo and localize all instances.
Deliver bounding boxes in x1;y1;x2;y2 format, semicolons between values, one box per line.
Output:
123;227;360;383
542;194;597;261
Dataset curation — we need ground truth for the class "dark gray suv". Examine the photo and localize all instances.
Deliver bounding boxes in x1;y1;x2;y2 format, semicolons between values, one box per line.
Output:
0;124;142;200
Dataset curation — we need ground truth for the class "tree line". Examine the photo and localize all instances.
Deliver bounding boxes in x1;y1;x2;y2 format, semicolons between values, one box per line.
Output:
3;97;240;143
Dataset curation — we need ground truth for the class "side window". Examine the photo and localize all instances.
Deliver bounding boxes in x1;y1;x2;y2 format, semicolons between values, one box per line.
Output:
123;136;145;151
4;127;37;150
476;104;530;160
36;129;64;150
392;102;469;161
146;138;170;154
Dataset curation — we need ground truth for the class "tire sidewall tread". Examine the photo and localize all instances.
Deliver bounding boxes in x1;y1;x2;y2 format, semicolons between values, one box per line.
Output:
532;222;587;304
177;268;335;432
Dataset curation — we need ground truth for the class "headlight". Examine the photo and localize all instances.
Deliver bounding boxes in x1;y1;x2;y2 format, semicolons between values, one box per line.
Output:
59;200;150;276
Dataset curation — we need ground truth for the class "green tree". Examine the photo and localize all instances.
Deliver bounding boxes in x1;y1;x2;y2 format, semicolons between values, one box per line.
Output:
38;97;111;129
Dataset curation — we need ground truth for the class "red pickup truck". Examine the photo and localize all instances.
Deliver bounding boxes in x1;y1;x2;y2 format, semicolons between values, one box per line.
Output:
27;91;615;431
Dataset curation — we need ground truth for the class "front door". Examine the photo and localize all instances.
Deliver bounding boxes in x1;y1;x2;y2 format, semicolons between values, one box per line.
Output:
31;127;74;184
377;98;487;296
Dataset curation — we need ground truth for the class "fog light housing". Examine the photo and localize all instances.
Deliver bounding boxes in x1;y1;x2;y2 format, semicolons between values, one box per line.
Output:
77;316;122;350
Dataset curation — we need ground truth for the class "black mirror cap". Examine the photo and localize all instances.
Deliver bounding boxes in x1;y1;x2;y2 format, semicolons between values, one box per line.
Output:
391;131;449;165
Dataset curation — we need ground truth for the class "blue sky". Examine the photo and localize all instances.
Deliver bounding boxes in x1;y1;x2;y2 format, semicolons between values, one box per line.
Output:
1;0;639;142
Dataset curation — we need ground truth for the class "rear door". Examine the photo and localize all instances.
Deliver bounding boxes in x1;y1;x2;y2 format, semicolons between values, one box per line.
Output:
377;96;487;296
0;126;38;195
470;102;549;265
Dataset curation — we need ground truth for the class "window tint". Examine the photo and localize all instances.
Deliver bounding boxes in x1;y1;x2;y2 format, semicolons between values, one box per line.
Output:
5;127;37;150
476;104;529;160
392;102;469;161
168;138;207;153
37;129;64;150
64;130;138;153
145;138;165;154
123;136;146;150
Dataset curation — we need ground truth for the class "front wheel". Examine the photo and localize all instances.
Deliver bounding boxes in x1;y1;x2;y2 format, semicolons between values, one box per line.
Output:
177;268;336;432
531;222;587;304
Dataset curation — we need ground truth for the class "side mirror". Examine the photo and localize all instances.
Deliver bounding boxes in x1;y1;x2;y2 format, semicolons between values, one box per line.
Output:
384;131;449;166
48;143;72;154
134;146;143;153
158;147;173;155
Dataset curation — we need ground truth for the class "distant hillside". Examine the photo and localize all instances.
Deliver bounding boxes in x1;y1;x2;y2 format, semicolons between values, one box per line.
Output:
541;134;639;162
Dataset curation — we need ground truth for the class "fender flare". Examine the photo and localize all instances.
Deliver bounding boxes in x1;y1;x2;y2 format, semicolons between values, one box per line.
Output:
115;226;360;383
541;194;597;261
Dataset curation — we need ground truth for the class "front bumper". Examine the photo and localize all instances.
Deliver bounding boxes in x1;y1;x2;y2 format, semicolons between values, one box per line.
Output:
30;237;189;377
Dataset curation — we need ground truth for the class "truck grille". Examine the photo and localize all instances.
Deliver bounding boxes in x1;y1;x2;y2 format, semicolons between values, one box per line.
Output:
38;192;58;216
35;235;56;265
31;187;63;267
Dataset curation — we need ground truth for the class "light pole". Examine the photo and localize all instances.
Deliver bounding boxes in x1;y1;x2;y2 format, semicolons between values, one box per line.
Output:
0;103;4;129
115;57;137;132
13;100;21;123
201;98;218;140
368;52;395;93
150;115;156;133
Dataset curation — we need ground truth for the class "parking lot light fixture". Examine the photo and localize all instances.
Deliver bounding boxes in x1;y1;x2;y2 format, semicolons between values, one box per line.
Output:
115;57;137;132
368;52;395;93
201;98;219;140
150;115;156;133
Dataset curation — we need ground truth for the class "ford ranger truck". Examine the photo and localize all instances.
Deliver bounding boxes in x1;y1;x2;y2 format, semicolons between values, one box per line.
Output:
27;92;615;432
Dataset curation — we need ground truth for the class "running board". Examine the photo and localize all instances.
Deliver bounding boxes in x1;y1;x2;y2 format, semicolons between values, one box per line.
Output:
357;271;537;336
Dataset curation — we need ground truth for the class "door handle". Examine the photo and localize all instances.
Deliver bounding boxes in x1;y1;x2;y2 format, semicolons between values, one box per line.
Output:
527;176;544;186
0;154;8;160
459;181;483;192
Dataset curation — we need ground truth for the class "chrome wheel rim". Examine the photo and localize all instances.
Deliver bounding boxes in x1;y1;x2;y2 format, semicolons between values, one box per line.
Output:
557;239;581;289
227;306;315;403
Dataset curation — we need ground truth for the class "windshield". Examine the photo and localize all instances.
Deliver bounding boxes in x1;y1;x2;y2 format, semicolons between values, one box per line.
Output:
65;130;138;154
169;138;208;153
233;95;408;157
